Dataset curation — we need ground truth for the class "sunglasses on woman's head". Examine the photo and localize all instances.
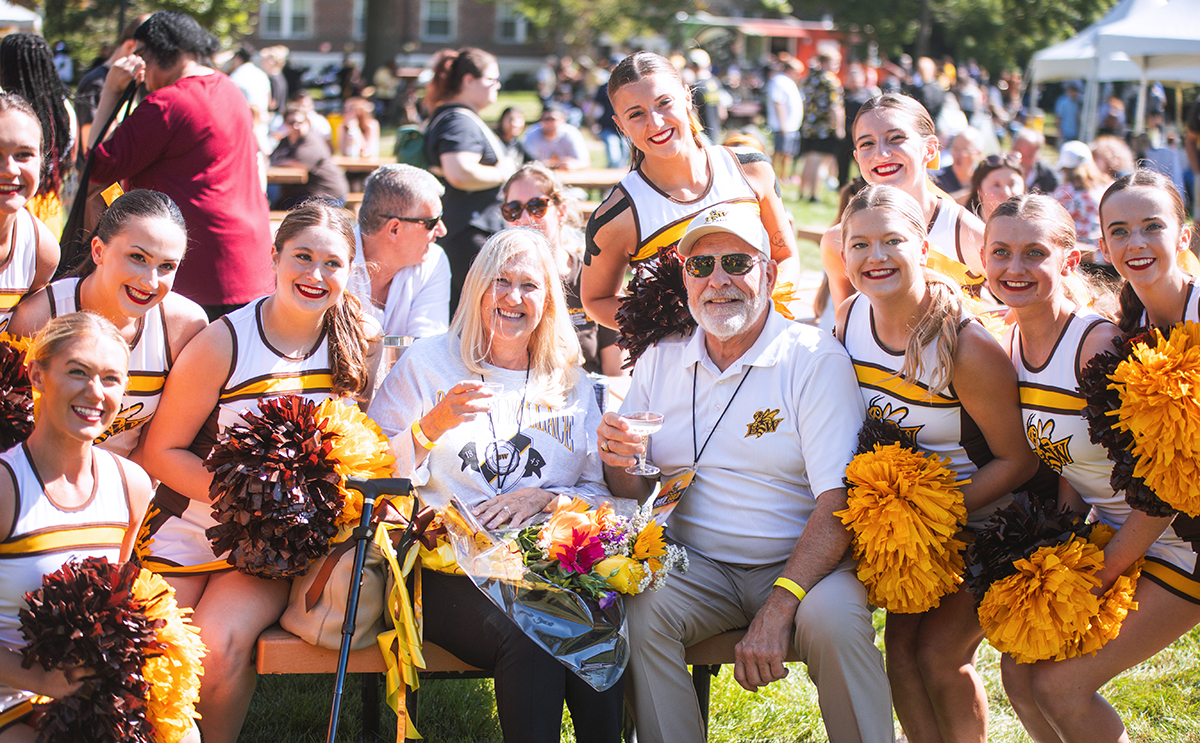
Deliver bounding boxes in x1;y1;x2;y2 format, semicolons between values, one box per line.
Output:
501;197;550;222
683;253;760;278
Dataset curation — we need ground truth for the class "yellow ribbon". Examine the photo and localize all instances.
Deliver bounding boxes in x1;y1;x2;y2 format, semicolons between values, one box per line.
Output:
375;523;425;741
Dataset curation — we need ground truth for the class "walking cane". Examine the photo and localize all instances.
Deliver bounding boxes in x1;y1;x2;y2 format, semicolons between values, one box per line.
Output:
327;476;412;743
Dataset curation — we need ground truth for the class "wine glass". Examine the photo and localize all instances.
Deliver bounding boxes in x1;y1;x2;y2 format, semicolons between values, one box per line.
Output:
622;411;664;476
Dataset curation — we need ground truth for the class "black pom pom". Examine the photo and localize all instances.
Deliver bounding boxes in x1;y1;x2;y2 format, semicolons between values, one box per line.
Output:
615;249;696;366
964;492;1093;604
0;340;34;452
20;557;161;743
205;395;342;579
1079;327;1175;518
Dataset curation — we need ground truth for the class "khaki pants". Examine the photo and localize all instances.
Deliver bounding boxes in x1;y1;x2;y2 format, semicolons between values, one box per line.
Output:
626;551;894;743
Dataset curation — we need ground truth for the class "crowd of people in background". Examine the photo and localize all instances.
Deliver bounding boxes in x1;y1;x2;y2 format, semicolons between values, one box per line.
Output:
0;9;1199;743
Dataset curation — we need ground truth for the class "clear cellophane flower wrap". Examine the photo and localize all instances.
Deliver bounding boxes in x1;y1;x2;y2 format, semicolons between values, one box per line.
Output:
429;495;687;692
1081;322;1200;517
835;417;969;613
966;494;1142;664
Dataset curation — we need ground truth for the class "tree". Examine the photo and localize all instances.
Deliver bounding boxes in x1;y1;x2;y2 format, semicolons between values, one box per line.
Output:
41;0;255;70
794;0;1116;73
496;0;699;55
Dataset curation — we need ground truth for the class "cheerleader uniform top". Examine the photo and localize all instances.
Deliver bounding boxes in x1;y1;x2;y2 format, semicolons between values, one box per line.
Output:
1139;280;1200;327
45;278;172;458
924;194;985;291
1010;308;1200;592
0;444;131;651
0;209;40;332
617;146;758;264
137;298;335;574
842;295;1005;527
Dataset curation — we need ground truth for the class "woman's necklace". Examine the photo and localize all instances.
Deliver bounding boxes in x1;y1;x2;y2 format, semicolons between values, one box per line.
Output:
480;352;531;494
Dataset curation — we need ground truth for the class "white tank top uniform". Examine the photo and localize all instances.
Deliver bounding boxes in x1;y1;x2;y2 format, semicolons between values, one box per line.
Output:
842;295;1007;527
0;209;40;333
45;278;172;458
1024;309;1200;602
618;146;759;264
0;444;131;723
1139;280;1200;327
136;298;335;576
924;194;989;294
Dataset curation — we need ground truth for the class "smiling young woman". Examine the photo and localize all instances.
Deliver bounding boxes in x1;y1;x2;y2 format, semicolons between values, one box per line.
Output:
580;51;798;342
0;312;163;742
1097;170;1197;333
0;94;59;331
136;201;378;743
835;184;1038;743
821;93;986;310
8;190;208;461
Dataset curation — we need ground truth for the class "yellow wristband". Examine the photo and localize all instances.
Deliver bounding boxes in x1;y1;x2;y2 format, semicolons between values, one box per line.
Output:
774;576;806;603
411;420;436;450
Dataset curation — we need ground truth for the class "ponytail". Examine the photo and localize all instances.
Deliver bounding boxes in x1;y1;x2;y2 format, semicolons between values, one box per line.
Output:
1117;281;1146;334
900;270;967;398
324;288;371;400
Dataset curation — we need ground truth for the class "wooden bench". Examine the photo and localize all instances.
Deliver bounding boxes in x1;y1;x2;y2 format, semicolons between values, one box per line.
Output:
257;624;800;741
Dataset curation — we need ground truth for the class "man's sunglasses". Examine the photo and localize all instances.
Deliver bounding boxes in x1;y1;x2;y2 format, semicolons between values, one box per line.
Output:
683;253;760;278
383;214;442;230
501;197;550;222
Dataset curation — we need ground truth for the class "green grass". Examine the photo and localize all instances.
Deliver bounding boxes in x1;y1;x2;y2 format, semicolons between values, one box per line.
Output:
242;618;1200;742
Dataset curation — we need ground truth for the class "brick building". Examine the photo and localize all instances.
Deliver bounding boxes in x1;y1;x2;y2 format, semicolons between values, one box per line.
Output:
250;0;553;78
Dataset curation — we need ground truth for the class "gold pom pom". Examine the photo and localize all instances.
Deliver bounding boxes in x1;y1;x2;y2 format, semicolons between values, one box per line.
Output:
978;535;1104;664
133;569;206;743
836;443;968;613
317;399;397;530
1110;322;1200;515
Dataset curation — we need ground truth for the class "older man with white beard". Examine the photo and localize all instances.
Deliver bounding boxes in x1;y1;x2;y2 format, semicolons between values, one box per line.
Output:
597;203;893;743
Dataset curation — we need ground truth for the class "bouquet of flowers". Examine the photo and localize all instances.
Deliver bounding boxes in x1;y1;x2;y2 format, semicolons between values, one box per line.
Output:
431;496;686;691
514;497;689;610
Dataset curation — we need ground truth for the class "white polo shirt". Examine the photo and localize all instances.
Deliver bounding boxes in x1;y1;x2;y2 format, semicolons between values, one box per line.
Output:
621;309;864;566
354;228;452;338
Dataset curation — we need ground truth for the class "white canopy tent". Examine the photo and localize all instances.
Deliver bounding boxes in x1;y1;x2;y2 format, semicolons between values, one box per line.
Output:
0;0;40;35
1094;0;1200;138
1028;0;1167;85
1028;0;1200;142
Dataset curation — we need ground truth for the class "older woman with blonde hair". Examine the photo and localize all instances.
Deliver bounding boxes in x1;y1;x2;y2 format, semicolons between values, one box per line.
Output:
370;227;627;743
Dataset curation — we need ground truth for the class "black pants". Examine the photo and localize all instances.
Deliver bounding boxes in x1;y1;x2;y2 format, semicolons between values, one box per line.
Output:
441;226;491;317
423;571;625;743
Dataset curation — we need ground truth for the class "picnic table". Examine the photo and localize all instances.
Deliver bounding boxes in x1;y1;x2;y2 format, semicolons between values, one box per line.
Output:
560;168;627;196
265;165;307;185
331;155;397;173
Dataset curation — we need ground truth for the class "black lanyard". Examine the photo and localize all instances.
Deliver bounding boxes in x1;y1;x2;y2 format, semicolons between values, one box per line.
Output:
691;364;753;465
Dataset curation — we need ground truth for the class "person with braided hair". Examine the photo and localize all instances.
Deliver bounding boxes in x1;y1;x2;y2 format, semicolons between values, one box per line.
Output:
0;33;76;238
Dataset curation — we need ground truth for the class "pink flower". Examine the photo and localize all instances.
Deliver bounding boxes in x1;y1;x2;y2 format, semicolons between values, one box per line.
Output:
549;529;605;574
